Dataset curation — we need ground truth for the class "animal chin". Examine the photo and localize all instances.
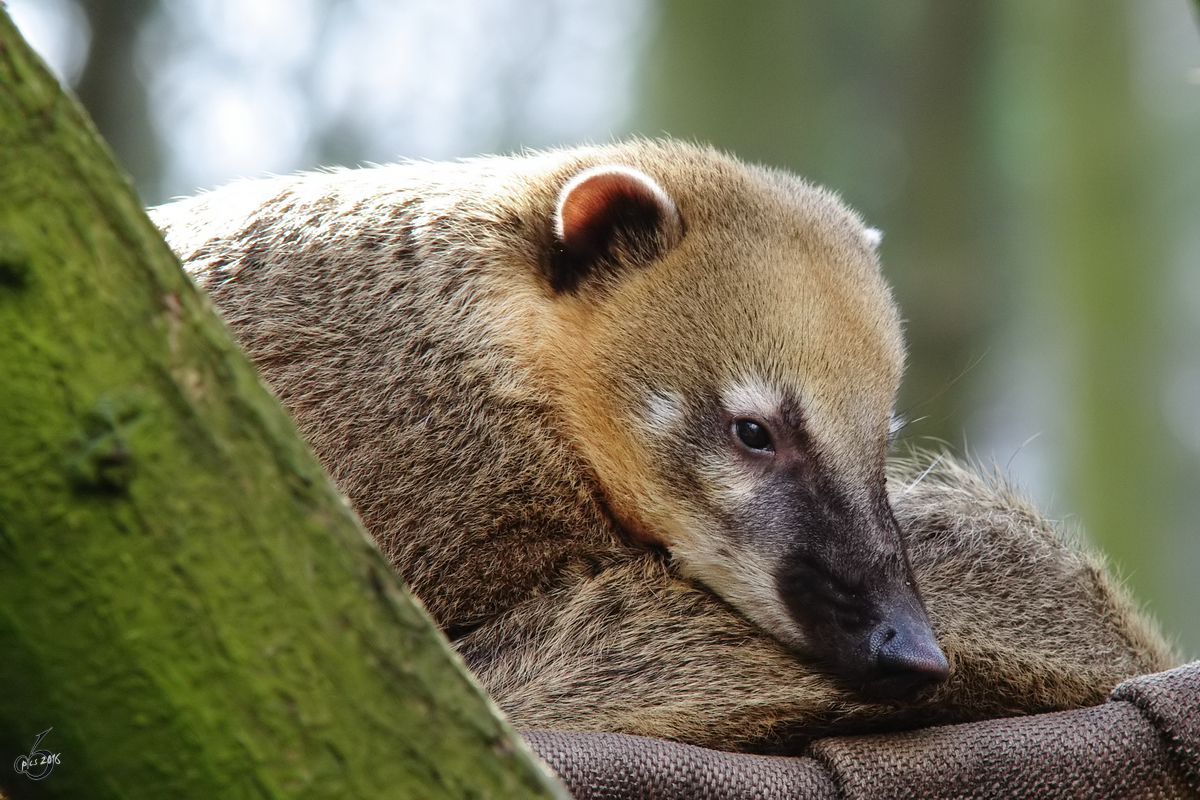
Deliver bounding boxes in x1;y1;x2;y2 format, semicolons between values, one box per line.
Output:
667;537;808;644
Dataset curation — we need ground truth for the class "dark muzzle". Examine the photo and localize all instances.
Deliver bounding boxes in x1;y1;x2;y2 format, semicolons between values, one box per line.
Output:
861;607;949;697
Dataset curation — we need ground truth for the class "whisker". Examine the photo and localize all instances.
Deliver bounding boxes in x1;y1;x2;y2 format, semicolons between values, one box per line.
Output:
1006;431;1044;474
899;453;944;497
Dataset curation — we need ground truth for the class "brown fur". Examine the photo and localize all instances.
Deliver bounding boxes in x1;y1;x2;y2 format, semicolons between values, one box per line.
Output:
152;140;909;653
155;150;633;633
151;141;1176;752
457;457;1175;752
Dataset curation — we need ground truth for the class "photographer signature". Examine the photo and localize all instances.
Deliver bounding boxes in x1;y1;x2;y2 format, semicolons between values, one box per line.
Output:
13;728;61;781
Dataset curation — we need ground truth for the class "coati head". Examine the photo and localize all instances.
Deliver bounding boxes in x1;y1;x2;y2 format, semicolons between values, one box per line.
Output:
530;145;948;696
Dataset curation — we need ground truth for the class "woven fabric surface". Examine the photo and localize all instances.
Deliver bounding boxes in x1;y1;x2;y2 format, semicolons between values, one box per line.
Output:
524;662;1200;800
1112;662;1200;789
523;730;839;800
808;700;1190;798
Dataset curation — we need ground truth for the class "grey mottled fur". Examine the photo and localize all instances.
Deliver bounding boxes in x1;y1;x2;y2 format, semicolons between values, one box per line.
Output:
156;151;629;631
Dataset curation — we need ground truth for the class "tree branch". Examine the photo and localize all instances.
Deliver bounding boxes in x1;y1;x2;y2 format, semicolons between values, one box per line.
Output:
0;11;565;799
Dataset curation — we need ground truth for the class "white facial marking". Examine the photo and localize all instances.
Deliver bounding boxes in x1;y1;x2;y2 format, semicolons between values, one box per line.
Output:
672;533;802;650
641;390;684;433
699;458;758;504
722;378;784;420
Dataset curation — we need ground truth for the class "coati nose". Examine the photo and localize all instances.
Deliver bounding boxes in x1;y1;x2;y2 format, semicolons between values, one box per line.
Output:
869;615;950;690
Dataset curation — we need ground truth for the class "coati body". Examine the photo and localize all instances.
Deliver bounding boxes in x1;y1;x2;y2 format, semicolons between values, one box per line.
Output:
152;140;1175;750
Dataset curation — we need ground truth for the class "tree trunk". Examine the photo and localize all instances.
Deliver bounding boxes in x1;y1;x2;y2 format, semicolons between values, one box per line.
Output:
0;11;566;800
73;0;163;205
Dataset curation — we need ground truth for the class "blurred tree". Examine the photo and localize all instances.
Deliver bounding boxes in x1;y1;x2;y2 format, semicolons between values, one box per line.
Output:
635;1;829;174
883;2;996;449
1004;0;1173;615
74;0;163;203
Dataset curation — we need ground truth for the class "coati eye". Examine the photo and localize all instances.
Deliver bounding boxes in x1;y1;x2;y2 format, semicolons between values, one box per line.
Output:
733;419;774;453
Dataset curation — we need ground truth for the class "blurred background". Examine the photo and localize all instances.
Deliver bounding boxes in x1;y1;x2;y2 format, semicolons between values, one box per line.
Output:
10;0;1200;656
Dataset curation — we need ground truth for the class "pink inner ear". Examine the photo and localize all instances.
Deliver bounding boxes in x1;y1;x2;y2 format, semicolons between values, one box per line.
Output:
556;167;676;257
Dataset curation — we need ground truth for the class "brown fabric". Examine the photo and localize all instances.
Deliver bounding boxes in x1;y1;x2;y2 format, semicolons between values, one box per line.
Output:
807;701;1190;798
525;662;1200;800
523;731;839;800
1111;664;1200;788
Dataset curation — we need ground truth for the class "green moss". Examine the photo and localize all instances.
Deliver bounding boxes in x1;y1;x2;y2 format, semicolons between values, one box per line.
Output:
0;10;565;799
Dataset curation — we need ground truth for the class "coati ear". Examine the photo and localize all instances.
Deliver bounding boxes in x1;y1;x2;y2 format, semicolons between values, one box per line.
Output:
549;165;684;294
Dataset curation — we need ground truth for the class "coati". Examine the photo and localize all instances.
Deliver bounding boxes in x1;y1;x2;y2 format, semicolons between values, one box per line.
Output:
151;140;1176;751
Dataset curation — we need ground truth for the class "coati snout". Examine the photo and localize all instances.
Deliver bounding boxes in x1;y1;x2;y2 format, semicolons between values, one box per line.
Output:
540;158;948;692
773;503;950;696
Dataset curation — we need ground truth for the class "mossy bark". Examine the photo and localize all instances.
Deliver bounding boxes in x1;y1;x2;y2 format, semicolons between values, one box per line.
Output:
0;11;566;800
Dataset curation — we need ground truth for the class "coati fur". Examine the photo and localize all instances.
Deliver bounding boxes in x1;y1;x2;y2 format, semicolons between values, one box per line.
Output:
151;140;1176;752
458;457;1174;751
